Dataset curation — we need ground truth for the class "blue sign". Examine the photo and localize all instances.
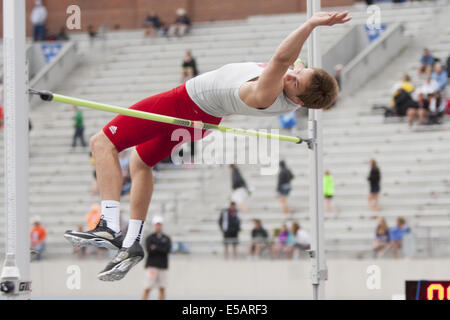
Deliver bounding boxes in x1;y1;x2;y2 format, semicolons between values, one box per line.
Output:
41;42;63;63
365;23;387;43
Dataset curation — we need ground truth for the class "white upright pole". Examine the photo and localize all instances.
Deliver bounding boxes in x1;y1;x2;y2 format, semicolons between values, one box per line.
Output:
306;0;327;300
0;0;30;299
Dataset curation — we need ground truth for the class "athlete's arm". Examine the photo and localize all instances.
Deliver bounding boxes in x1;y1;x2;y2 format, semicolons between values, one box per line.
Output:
240;11;351;109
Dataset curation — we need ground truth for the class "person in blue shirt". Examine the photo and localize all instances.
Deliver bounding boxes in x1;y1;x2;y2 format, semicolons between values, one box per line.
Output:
431;62;448;92
389;217;410;259
418;48;435;77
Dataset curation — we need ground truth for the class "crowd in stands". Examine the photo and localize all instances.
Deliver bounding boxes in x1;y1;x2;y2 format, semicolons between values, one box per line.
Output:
381;48;449;128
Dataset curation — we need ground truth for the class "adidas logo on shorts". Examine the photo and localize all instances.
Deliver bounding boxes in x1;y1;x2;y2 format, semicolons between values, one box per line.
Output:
109;126;117;135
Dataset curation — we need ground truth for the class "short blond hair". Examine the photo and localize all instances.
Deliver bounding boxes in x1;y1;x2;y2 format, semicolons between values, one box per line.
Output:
298;68;339;109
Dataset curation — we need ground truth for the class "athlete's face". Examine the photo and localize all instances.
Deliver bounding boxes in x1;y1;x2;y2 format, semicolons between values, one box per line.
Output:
283;68;314;105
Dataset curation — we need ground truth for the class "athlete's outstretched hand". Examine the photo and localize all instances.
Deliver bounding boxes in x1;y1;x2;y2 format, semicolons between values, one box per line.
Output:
308;11;351;27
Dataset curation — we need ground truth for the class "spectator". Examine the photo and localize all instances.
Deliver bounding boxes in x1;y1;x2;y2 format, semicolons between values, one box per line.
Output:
71;106;87;151
418;77;443;124
143;11;163;38
85;203;101;231
142;216;172;300
0;85;4;130
218;202;241;259
417;48;435;77
181;50;198;83
367;159;381;212
87;25;98;45
431;63;448;92
248;219;269;260
292;222;311;259
407;91;429;127
389;217;411;259
323;170;336;214
373;217;390;258
389;88;417;117
277;160;294;214
230;164;250;214
446;55;450;77
168;8;190;37
30;216;46;261
272;224;293;259
56;26;69;41
30;0;47;41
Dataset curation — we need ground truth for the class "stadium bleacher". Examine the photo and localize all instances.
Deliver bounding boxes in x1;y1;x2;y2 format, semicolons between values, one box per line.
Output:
0;0;449;260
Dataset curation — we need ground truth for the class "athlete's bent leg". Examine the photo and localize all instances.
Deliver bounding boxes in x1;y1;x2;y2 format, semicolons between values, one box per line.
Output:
90;131;122;201
129;149;154;221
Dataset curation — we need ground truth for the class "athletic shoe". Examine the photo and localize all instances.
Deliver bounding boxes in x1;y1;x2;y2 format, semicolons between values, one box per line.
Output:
64;219;123;250
97;241;144;282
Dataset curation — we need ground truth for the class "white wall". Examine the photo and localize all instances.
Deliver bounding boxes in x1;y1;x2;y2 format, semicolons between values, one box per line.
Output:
20;257;450;300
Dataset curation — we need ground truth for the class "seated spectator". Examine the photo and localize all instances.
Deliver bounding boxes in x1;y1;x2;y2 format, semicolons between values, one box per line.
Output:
272;224;292;259
431;62;448;92
389;217;411;259
181;50;198;82
30;216;46;261
418;76;444;124
143;11;163;38
56;26;69;41
373;217;390;258
248;219;269;259
384;74;415;118
388;88;416;117
87;25;97;44
417;48;435;77
168;8;190;37
407;91;429;127
292;222;310;259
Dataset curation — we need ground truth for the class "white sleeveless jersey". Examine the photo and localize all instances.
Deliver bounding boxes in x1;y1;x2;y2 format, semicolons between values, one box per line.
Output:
185;62;300;117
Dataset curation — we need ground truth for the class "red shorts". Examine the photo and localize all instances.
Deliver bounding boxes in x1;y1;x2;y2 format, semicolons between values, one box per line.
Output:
103;84;222;167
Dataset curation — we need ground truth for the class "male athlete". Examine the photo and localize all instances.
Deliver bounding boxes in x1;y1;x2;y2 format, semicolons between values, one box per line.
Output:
64;11;351;281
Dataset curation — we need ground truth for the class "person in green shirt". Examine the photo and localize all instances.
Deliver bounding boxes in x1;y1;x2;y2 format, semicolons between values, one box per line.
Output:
323;170;336;214
72;105;87;149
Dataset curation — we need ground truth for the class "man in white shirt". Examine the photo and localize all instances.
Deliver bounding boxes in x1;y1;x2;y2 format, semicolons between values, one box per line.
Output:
30;0;48;41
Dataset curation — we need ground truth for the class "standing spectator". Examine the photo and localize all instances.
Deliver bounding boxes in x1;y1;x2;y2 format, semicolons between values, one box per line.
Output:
323;170;336;214
277;160;294;214
30;0;47;41
417;48;435;77
389;217;411;259
30;216;46;261
373;217;390;258
292;222;311;259
71;106;87;151
367;159;381;212
142;216;172;300
168;8;191;37
143;11;162;38
272;224;292;259
230;164;250;214
218;202;241;260
181;50;198;83
248;219;269;260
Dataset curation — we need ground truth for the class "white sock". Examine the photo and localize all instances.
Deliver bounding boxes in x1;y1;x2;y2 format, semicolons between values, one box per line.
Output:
122;219;145;248
100;200;120;233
